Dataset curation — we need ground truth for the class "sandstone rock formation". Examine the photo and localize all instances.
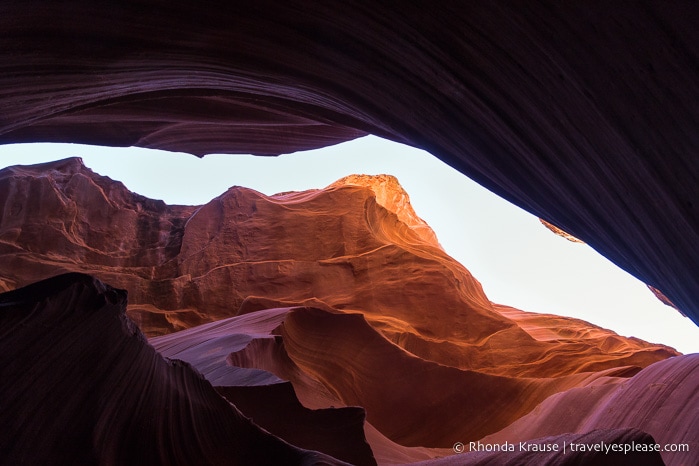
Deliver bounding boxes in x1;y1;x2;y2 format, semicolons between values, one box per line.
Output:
0;159;676;368
478;353;699;466
2;159;694;464
1;1;698;330
0;273;349;465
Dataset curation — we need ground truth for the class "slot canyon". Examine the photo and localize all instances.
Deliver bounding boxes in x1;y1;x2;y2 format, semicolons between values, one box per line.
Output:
1;2;697;465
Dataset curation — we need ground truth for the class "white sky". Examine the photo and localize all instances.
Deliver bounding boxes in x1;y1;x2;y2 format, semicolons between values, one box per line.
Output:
1;135;697;354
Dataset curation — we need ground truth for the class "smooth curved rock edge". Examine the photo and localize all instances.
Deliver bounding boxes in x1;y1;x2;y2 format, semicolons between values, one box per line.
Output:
1;157;683;456
149;303;690;461
147;306;376;465
157;307;698;464
479;352;699;466
0;273;351;466
1;1;698;327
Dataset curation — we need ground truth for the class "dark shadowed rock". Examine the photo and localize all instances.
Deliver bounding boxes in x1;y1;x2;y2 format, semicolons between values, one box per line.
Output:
0;159;694;462
149;306;377;465
0;159;686;458
0;273;349;465
0;1;698;330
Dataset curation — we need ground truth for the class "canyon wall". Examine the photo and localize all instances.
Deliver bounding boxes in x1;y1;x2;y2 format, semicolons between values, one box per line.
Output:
1;159;694;464
1;1;698;330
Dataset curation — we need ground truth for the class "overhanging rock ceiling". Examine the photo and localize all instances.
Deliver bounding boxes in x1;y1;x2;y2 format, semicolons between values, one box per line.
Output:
1;1;697;326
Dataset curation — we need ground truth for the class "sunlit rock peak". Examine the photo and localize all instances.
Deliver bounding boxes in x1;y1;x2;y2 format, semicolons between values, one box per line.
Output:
329;174;442;249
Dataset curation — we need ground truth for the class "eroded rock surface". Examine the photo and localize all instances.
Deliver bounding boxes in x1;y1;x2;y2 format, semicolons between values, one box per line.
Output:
1;159;694;464
478;353;699;466
0;273;348;465
0;159;676;372
1;2;698;329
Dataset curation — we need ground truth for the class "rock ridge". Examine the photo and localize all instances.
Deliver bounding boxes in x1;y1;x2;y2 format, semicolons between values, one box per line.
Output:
2;1;698;327
0;158;694;464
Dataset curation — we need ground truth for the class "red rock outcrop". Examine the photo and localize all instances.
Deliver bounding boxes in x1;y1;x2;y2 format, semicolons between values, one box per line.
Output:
1;159;695;464
1;1;698;330
0;273;348;465
148;306;376;465
148;302;690;462
0;159;676;373
231;306;637;447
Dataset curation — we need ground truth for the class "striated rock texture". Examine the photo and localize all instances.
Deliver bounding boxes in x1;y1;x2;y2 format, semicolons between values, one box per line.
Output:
147;306;377;465
0;159;676;366
0;159;695;464
0;273;349;465
3;276;678;465
150;302;696;464
478;354;699;466
1;1;698;331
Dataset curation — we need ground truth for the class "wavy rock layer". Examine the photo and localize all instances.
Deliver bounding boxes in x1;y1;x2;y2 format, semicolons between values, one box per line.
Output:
478;353;699;466
0;159;695;463
0;273;346;466
151;303;695;463
1;1;698;329
154;306;607;448
149;306;376;465
0;159;676;372
258;306;627;447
